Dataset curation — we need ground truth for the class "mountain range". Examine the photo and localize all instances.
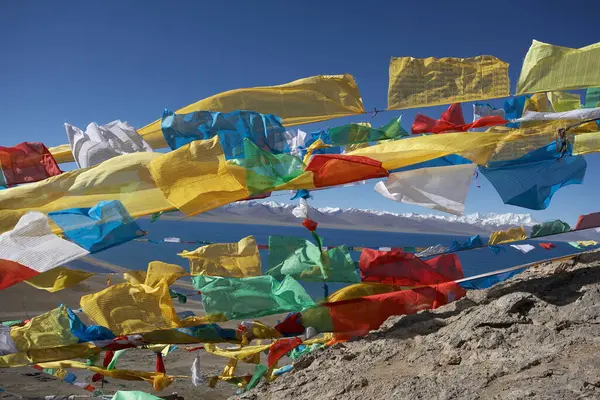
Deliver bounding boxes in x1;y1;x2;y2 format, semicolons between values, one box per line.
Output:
173;201;544;236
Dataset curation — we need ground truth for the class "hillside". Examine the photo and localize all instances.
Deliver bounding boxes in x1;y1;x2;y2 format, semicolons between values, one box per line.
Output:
237;250;600;399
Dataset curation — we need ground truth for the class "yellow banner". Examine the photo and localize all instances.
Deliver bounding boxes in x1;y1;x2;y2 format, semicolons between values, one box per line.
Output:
388;55;509;109
24;267;94;293
517;40;600;94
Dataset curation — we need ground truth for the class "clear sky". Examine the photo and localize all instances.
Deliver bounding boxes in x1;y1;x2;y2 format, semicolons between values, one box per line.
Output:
1;0;599;225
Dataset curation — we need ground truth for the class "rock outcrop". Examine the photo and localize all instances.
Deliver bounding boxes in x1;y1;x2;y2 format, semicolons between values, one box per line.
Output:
238;251;600;399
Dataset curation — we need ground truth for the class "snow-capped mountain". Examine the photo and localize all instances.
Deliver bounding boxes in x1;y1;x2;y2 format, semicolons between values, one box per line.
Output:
190;201;541;236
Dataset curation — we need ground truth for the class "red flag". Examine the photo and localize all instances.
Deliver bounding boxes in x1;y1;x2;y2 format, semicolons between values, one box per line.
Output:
155;352;166;374
268;337;303;367
412;103;507;134
359;248;464;286
0;142;61;185
539;243;556;250
306;154;388;188
575;212;600;231
302;218;318;231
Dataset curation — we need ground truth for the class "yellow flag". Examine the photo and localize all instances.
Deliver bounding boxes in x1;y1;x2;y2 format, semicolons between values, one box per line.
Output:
547;91;581;112
10;306;80;352
0;152;171;234
24;267;94;292
327;282;407;302
388;55;509;109
144;261;188;287
488;227;527;245
517;40;600;95
80;280;180;335
204;343;271;362
179;236;261;277
0;343;100;368
148;136;249;216
573;131;600;155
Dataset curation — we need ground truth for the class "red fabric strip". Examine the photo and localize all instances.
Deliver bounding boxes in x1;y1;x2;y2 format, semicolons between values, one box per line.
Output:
575;212;600;231
306;154;389;188
0;259;39;290
412;103;507;134
0;142;61;185
268;337;303;367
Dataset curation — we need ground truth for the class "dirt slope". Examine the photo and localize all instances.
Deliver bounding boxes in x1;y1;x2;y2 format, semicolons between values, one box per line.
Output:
238;250;600;400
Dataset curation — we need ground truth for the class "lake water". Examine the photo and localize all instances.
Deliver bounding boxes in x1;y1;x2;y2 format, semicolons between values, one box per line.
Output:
67;219;594;299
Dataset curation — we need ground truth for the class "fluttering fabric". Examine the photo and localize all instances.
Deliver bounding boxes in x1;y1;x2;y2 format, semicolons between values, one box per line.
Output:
178;235;261;278
64;121;153;169
530;220;570;238
374;163;476;215
480;142;587;210
573;131;600;156
488;245;506;255
472;103;506;132
326;282;406;302
148;136;249;216
0;326;17;356
138;74;366;149
515;107;600;122
191;352;206;386
547;91;581;112
266;235;360;283
0;142;61;185
9;306;80;352
161;110;288;159
415;244;449;258
488;227;527;245
510;244;535;254
359;248;464;286
235;139;305;196
0;212;88;290
388;55;509;109
585;88;600;108
412;103;507;134
292;198;309;219
192;275;315;320
48;200;143;253
0;151;170;235
504;96;530;128
23;267;94;292
325;118;408;146
111;391;162;400
80;270;197;335
302;282;466;339
575;212;600;230
306;154;388;187
517;40;600;94
268;337;302;367
449;235;483;252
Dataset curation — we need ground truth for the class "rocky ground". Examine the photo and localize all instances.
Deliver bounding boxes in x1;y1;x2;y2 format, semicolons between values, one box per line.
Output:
238;250;600;400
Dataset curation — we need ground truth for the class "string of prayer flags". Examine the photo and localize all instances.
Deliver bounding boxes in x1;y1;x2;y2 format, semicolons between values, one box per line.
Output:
0;212;88;290
387;55;509;109
0;150;170;235
374;163;476;215
266;235;360;283
64;120;153;169
178;235;261;278
480;142;587;210
161;110;288;158
359;248;464;286
48;200;144;253
488;227;527;245
575;212;600;230
0;142;61;185
137;74;366;150
510;244;536;254
530;220;570;238
148;136;249;216
412;103;507;134
192;275;315;320
23;267;94;292
306;154;388;187
517;40;600;94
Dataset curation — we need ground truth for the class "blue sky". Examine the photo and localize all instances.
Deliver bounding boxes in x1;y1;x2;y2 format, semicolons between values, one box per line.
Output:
1;0;599;225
